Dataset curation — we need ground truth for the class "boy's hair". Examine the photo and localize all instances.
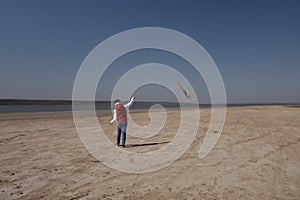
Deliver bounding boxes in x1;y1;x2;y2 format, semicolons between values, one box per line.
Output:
114;99;121;105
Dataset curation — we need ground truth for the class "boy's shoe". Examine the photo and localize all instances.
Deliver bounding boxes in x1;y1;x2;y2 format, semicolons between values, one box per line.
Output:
122;144;125;148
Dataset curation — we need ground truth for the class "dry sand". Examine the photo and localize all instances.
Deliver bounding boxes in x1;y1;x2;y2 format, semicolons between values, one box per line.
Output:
0;106;299;199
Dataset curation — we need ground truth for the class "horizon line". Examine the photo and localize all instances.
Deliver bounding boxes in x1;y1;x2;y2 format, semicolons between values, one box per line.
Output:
0;98;300;105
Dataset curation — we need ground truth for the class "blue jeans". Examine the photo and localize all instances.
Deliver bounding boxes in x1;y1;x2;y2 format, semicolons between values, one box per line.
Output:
117;121;127;146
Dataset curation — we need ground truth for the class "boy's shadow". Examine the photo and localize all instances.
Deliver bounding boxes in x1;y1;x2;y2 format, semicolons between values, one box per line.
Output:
126;141;169;148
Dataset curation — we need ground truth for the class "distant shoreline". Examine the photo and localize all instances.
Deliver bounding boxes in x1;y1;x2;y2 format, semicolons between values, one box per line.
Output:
0;99;300;114
1;99;299;106
0;99;299;114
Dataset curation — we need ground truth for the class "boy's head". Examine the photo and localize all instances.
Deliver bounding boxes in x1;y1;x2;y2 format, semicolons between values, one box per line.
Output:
113;99;121;105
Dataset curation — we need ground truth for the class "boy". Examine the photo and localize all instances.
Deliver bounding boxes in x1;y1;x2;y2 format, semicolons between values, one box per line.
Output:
110;96;135;147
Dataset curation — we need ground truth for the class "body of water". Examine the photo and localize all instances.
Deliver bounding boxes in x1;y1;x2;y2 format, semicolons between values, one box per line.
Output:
0;102;183;113
0;102;295;114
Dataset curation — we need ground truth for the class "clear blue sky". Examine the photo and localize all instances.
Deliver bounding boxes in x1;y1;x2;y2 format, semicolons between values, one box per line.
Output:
0;0;299;103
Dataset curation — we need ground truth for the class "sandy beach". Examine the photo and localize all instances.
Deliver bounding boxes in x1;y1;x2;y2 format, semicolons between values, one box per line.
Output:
0;106;299;199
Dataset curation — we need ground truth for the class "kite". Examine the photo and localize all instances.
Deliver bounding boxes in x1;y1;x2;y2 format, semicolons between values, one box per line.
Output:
177;80;196;102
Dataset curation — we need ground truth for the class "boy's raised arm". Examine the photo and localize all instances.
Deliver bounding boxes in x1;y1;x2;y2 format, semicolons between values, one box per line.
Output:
124;96;135;108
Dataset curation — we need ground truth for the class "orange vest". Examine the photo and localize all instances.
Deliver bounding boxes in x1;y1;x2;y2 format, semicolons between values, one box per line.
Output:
116;103;127;122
